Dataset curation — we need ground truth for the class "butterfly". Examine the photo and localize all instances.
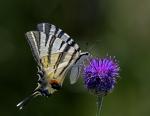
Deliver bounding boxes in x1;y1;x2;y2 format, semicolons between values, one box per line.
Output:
17;23;90;109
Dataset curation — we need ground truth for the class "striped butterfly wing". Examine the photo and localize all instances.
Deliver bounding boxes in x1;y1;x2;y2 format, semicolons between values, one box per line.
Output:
37;23;90;84
39;48;80;87
51;51;80;85
26;30;80;74
26;23;89;84
37;23;80;52
26;31;56;63
25;31;41;63
26;31;62;65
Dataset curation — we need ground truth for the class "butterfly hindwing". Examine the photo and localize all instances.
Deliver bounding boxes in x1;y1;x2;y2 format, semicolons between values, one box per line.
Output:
69;52;90;84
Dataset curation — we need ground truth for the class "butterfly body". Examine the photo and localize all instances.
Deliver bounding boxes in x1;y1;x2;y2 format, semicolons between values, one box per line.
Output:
17;23;90;109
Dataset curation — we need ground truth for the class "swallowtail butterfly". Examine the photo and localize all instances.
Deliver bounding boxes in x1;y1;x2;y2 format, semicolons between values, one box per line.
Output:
17;23;90;109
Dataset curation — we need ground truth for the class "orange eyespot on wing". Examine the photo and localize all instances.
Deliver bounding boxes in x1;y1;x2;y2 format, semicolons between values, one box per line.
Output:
49;80;59;85
49;80;61;90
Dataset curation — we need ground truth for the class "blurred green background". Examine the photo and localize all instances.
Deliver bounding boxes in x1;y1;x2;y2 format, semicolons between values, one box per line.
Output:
0;0;150;116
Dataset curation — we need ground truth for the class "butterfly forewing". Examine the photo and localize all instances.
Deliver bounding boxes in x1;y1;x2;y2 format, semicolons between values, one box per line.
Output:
37;23;51;35
25;31;40;63
37;23;80;51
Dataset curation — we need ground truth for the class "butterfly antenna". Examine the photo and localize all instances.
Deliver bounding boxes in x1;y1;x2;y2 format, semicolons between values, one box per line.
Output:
85;40;101;53
16;91;40;110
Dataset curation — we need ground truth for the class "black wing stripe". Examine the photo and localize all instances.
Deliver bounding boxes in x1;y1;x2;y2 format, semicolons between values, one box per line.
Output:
57;30;64;38
55;42;71;66
53;52;63;69
58;41;65;50
48;35;56;56
69;52;90;84
61;34;80;51
66;37;71;43
37;23;52;45
70;41;75;46
58;50;77;76
37;23;51;35
67;38;74;45
54;26;59;35
74;52;89;64
59;43;68;52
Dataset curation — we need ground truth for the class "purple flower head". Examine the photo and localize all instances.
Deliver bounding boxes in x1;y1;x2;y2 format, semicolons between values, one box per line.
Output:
83;56;120;95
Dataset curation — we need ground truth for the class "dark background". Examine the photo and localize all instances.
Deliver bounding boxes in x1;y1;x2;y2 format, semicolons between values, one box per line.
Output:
0;0;150;116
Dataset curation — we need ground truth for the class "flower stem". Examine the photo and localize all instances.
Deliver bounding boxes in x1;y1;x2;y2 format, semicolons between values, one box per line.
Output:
96;95;104;116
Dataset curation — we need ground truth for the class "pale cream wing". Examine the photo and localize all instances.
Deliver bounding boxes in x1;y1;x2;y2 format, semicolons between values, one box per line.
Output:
52;51;80;85
25;31;41;63
69;52;90;84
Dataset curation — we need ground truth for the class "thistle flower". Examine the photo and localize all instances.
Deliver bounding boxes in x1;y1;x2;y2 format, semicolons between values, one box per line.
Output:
83;56;120;116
